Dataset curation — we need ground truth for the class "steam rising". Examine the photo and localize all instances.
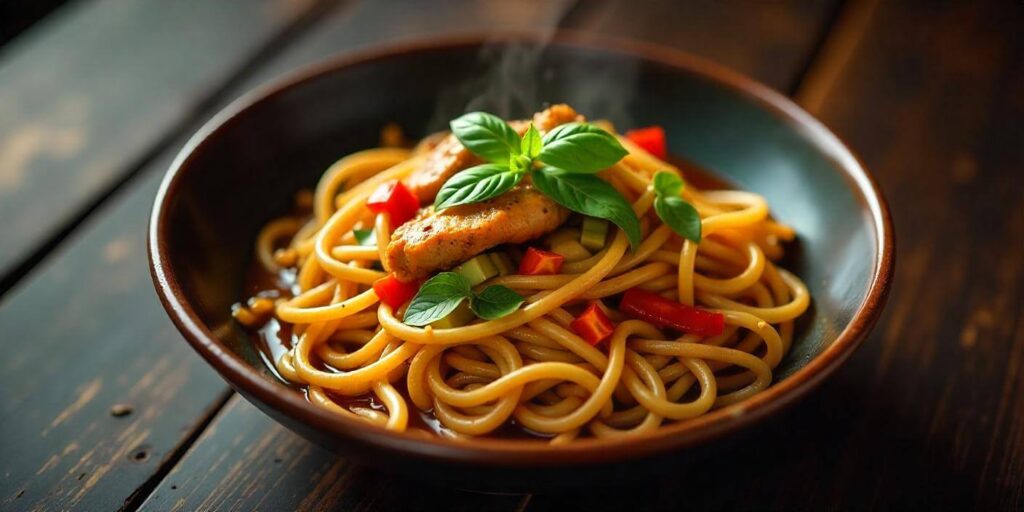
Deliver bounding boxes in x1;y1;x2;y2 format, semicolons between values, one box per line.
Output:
429;27;639;130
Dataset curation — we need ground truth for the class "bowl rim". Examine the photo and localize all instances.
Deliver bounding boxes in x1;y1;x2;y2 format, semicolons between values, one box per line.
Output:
149;30;894;467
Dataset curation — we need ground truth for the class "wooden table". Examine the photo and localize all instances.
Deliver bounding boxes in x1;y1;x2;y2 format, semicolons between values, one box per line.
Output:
1;0;1021;509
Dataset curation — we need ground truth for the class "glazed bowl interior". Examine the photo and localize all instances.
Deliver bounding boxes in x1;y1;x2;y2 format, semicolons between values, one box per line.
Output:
151;34;891;482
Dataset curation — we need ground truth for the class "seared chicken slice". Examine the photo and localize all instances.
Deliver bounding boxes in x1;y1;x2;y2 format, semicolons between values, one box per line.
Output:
405;134;481;204
404;104;584;204
386;105;585;281
386;185;570;281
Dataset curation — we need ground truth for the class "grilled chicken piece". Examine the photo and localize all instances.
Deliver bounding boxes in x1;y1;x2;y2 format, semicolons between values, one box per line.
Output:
405;135;481;204
386;185;570;281
386;105;584;281
404;104;584;204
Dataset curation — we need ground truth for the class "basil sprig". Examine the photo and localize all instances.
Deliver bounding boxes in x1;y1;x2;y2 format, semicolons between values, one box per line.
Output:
651;171;701;242
438;111;640;249
403;272;524;326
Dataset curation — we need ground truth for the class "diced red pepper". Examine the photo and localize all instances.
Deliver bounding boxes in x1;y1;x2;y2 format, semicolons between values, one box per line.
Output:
373;274;421;309
570;302;616;346
619;288;724;337
366;181;420;226
518;247;564;275
625;126;667;160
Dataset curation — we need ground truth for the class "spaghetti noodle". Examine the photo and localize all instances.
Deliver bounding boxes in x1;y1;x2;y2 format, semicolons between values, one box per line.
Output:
235;111;810;442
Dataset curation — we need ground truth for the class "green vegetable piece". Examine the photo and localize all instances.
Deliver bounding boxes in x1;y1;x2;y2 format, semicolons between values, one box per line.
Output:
655;196;702;242
450;112;521;164
489;252;515;276
430;301;476;329
353;228;376;246
651;171;701;242
434;163;524;210
652;171;684;197
531;167;642;249
580;217;609;250
550;238;591;262
470;285;525;320
538;123;628;173
403;272;473;326
453;254;499;287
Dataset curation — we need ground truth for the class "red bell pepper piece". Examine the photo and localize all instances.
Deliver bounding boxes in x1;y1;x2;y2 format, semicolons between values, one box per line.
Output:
625;126;667;160
619;288;724;337
366;181;420;226
570;302;616;346
518;247;564;275
373;274;420;309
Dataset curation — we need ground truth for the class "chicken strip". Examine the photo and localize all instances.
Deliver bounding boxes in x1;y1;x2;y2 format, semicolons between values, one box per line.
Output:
385;105;585;281
404;104;584;204
386;185;570;281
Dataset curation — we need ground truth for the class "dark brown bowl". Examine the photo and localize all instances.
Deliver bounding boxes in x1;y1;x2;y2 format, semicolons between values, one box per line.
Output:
149;32;893;489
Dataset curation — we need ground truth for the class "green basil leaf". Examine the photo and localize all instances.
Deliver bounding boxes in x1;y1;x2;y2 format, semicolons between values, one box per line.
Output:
353;228;376;246
654;196;702;242
403;272;472;326
450;112;521;164
470;285;525;320
532;167;642;249
652;171;684;197
435;163;524;210
520;123;542;158
538;123;628;173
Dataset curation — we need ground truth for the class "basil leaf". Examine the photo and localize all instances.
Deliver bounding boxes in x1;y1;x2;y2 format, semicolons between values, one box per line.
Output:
353;228;376;246
532;167;642;249
538;123;628;173
655;196;702;242
403;272;472;326
435;163;524;210
450;112;521;164
520;123;542;158
652;171;684;197
470;285;525;320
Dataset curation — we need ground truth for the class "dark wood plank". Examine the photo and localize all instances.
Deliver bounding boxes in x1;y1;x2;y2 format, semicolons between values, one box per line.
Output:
528;1;1024;510
140;396;530;511
135;1;840;510
0;0;326;289
0;1;341;509
0;151;228;511
786;0;1024;508
560;0;839;91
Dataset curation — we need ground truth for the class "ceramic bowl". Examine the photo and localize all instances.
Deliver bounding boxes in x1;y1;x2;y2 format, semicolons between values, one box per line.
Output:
149;32;894;489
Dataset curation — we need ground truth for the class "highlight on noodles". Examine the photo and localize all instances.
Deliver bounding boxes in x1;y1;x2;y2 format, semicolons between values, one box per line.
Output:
233;104;810;443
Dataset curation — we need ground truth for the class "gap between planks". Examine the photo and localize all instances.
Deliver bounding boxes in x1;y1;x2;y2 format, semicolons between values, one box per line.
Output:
793;0;880;115
121;389;234;511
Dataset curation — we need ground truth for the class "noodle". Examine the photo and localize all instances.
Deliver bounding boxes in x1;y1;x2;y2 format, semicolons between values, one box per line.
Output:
234;122;811;441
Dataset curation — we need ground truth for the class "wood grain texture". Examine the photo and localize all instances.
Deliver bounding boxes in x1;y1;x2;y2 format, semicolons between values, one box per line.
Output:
559;0;839;92
793;1;1024;508
0;1;336;509
0;153;229;511
0;0;321;287
528;1;1024;510
139;396;530;512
